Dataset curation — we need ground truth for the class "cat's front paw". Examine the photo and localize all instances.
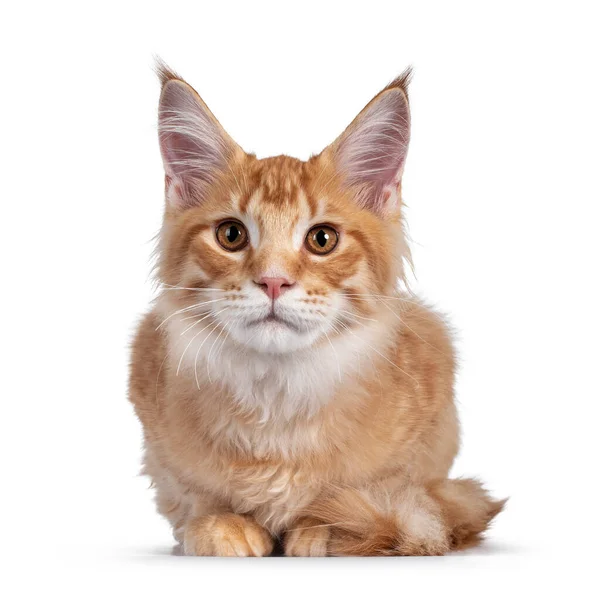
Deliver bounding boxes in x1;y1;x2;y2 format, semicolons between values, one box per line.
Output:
285;518;331;557
183;513;274;557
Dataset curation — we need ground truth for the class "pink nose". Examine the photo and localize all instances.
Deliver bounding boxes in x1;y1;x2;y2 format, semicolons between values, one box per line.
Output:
255;276;295;300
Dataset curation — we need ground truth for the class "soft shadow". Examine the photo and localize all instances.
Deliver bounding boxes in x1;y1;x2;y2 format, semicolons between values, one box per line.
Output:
126;537;522;562
456;539;525;556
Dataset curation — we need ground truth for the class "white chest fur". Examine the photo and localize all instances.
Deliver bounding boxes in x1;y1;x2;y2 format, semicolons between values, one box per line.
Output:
162;299;395;430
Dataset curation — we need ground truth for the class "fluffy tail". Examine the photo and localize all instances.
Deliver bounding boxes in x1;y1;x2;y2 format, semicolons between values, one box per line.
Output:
302;478;506;556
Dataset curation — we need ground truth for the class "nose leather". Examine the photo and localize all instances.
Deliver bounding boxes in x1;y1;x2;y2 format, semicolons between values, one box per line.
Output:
256;276;295;300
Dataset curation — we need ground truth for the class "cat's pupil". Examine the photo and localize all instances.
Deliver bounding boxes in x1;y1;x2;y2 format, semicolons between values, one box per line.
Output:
226;226;239;243
316;230;329;247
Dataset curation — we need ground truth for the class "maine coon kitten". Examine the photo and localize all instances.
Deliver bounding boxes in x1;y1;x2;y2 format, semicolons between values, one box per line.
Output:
128;63;504;556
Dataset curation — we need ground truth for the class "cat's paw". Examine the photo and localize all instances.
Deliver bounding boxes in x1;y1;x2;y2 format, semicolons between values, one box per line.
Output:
285;518;330;557
183;513;274;557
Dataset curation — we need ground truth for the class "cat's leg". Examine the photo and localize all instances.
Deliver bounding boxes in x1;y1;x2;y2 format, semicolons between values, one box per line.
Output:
182;513;274;557
284;517;331;557
148;456;274;556
163;486;274;556
160;485;274;556
284;477;504;556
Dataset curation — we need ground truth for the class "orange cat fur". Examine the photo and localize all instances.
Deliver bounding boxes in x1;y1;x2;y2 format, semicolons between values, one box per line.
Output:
128;63;504;556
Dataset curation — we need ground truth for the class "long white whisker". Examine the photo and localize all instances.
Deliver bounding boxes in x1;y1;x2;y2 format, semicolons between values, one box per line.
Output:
335;317;383;385
323;328;342;383
180;310;221;336
207;317;240;384
338;308;377;323
242;326;261;349
215;317;237;362
333;317;420;387
194;321;223;390
176;308;229;376
160;283;232;294
206;319;232;384
378;298;445;355
179;312;211;323
155;298;225;330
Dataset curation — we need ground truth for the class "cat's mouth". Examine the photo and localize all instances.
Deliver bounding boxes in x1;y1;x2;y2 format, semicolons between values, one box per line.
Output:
248;314;299;331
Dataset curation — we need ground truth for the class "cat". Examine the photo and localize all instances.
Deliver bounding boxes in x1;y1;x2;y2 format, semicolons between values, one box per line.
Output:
128;62;505;556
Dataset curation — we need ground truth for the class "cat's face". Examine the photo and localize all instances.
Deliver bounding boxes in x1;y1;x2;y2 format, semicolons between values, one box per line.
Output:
156;66;411;354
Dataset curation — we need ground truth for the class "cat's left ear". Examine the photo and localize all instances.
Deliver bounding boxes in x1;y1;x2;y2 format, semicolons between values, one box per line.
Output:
322;69;412;216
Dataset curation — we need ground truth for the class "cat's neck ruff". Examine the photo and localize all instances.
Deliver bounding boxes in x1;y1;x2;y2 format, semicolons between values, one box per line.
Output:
163;300;398;422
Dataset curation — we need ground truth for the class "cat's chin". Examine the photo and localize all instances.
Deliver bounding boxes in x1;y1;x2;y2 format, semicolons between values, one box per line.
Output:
229;319;322;354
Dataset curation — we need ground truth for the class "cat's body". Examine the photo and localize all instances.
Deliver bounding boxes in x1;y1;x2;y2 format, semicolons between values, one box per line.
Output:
128;66;503;556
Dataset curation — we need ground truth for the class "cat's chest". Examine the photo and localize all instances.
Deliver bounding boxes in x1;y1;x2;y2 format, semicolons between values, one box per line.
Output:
224;459;322;530
199;421;336;529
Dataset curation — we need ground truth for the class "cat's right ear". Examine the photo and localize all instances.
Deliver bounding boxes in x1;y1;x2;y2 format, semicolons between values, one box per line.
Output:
157;63;240;209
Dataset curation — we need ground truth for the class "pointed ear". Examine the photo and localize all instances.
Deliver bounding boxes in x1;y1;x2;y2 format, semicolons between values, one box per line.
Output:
157;63;240;208
323;70;412;215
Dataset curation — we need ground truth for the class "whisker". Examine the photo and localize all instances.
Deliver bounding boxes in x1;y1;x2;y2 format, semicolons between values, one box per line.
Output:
333;317;420;388
334;311;370;330
155;298;225;330
242;326;261;350
207;317;241;383
328;320;365;378
179;312;211;323
215;317;237;361
338;308;377;323
194;321;224;390
322;328;342;383
329;318;382;385
176;308;229;376
206;318;232;384
159;284;230;293
341;292;449;324
180;310;221;336
378;298;446;355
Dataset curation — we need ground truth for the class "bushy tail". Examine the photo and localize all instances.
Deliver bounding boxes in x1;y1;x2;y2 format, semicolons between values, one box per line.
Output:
302;478;506;556
429;478;506;550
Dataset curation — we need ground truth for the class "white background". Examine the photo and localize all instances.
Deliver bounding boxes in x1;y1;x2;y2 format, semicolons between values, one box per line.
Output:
1;1;599;598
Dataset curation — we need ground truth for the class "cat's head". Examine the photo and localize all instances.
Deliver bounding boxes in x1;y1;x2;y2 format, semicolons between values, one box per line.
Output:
156;63;412;354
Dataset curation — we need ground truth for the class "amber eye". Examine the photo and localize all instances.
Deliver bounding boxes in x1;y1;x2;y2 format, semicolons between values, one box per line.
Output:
305;225;339;255
215;220;248;251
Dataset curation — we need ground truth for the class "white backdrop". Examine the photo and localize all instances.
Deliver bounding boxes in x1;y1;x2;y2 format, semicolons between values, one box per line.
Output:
1;1;599;598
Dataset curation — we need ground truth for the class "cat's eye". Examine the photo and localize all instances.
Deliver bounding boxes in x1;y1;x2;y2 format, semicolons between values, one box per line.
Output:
305;225;339;255
215;220;248;252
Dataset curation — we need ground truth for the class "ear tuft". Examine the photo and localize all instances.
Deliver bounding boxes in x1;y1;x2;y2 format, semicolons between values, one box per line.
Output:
325;69;412;216
382;67;413;96
154;57;183;88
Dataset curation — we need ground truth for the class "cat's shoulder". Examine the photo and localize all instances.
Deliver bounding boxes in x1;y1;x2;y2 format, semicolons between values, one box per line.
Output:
128;308;167;423
394;294;456;359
